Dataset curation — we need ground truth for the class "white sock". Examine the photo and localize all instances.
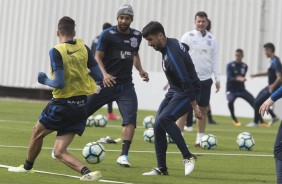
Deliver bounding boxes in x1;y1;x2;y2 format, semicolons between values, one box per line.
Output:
196;133;204;144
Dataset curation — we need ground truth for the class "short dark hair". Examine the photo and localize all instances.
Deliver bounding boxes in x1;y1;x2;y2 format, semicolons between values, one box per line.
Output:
207;19;211;31
142;21;165;38
102;22;112;30
58;16;75;36
235;48;244;55
264;42;275;52
195;11;208;20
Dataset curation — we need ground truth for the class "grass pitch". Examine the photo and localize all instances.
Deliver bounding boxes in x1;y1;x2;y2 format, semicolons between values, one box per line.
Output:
0;98;278;184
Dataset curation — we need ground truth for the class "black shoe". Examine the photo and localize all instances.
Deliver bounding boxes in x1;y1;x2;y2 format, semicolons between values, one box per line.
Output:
208;120;217;125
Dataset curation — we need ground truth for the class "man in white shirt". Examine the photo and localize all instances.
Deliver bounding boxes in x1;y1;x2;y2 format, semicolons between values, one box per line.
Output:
180;11;220;147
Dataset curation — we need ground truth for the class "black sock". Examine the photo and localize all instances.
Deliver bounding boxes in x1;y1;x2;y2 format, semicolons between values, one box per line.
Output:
80;167;91;175
207;110;213;122
158;167;167;172
121;140;131;156
24;159;33;170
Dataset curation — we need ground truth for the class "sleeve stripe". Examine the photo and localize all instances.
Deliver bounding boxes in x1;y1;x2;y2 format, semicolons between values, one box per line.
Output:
96;27;111;50
49;48;56;71
166;46;185;81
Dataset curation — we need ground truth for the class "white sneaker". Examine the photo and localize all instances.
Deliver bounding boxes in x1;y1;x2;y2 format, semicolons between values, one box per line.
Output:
116;155;131;167
80;171;101;181
269;117;279;126
142;168;168;176
51;149;57;160
184;155;197;176
246;122;259;127
184;126;193;132
8;165;34;173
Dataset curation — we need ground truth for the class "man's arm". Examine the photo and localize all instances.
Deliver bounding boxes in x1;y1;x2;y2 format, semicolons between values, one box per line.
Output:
38;70;65;89
133;52;149;82
269;73;282;93
211;40;220;93
95;51;116;87
85;45;103;82
251;72;268;78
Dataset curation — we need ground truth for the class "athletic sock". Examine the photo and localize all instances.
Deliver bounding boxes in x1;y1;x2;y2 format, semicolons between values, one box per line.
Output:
196;133;204;144
121;140;131;156
23;159;33;170
207;110;213;122
80;167;91;175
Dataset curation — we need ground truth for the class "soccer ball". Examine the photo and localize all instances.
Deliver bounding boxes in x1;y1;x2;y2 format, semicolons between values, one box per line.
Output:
144;128;155;143
237;133;255;151
166;133;174;143
82;142;105;164
94;114;108;127
236;132;253;143
201;134;217;150
143;115;155;129
86;116;96;127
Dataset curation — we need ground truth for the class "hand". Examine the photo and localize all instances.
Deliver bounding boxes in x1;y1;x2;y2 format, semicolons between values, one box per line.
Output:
103;73;116;87
38;72;48;84
269;84;275;93
193;105;203;120
250;74;256;78
215;81;220;93
236;76;247;82
139;70;149;82
259;98;275;117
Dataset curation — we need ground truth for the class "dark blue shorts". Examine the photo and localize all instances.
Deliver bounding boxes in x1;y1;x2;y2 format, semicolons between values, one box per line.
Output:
196;78;213;107
39;96;87;136
87;82;137;127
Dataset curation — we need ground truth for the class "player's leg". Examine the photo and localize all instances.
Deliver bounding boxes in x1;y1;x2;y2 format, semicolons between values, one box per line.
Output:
184;108;194;131
176;113;188;134
53;132;101;181
8;122;53;172
207;104;217;124
143;97;170;175
115;85;137;167
248;87;270;127
195;79;213;146
227;92;239;125
274;122;282;183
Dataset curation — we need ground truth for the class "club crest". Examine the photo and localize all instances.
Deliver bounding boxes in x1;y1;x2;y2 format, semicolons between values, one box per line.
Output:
130;37;138;48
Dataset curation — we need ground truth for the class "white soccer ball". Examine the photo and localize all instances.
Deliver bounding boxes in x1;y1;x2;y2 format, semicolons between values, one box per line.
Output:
144;128;155;143
86;116;96;127
201;134;217;150
237;133;255;151
166;133;174;143
94;114;108;127
236;132;253;144
143;115;155;129
82;142;105;164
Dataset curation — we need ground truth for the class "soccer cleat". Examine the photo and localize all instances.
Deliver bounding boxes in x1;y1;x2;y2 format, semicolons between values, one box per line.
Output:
184;126;193;131
8;165;34;173
116;155;131;167
184;154;197;176
80;171;102;181
246;122;259;127
208;120;217;125
107;113;119;120
268;117;279;126
232;121;241;127
142;168;168;176
259;122;270;127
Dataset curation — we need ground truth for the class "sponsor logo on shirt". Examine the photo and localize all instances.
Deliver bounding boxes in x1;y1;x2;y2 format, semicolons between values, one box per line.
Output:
162;55;168;71
120;51;132;59
130;37;138;48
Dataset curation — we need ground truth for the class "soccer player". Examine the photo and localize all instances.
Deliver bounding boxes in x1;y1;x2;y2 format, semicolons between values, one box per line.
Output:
226;49;255;126
259;87;282;183
181;11;220;147
141;21;202;176
8;16;102;181
87;4;149;167
247;43;281;127
91;22;119;120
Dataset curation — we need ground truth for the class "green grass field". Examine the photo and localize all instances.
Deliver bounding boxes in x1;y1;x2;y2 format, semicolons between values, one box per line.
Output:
0;98;278;184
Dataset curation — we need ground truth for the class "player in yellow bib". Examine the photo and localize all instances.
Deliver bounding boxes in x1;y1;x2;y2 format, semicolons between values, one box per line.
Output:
8;16;103;181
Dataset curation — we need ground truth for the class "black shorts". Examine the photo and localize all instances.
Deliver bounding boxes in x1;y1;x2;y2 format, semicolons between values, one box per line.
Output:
87;82;137;127
39;96;87;136
196;79;213;107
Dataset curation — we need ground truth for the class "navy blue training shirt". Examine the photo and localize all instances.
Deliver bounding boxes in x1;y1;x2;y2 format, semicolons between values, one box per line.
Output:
96;26;142;84
160;38;201;101
226;61;248;92
268;56;282;85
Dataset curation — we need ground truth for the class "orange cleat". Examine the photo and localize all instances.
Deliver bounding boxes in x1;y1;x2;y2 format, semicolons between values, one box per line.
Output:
232;121;241;127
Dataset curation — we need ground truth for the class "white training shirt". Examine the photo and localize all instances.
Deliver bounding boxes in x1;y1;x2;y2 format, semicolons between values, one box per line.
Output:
181;29;220;82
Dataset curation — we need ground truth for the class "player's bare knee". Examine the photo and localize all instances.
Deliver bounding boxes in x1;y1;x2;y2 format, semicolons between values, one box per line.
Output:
53;149;66;160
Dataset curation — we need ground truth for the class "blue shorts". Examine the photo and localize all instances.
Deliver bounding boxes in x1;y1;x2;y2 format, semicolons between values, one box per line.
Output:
39;96;87;136
87;82;137;127
196;79;213;107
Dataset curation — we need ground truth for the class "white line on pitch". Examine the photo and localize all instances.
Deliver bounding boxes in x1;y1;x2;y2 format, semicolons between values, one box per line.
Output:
0;144;273;157
0;164;133;184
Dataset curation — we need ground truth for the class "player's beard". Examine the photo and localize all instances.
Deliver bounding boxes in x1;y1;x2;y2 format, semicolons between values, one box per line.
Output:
118;23;130;32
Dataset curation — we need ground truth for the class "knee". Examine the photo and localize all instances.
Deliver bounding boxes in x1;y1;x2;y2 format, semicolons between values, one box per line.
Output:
31;125;45;140
53;149;66;160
